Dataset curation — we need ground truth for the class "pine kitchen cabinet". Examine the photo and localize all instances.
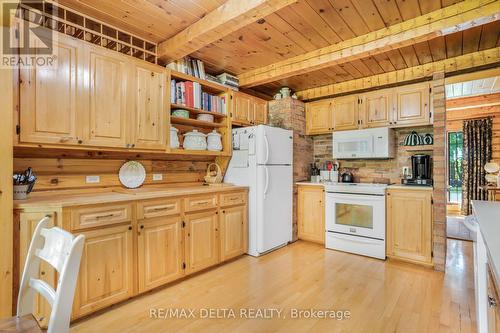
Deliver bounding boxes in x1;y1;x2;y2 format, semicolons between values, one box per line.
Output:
19;32;80;145
392;82;431;127
386;187;433;266
297;185;325;244
360;88;393;128
332;95;359;131
14;187;248;321
17;32;168;151
305;99;334;135
231;91;268;126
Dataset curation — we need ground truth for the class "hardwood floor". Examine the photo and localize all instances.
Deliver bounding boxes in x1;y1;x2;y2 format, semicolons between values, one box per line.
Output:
71;239;476;333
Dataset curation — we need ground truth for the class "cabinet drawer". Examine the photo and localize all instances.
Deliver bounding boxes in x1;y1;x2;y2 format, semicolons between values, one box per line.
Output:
184;194;218;212
137;198;181;219
71;203;132;230
219;191;247;207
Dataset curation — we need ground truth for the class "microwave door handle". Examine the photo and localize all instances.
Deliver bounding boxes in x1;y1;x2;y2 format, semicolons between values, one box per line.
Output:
263;166;269;198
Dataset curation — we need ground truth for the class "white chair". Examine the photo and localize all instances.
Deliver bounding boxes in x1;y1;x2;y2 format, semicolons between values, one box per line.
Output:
15;216;85;333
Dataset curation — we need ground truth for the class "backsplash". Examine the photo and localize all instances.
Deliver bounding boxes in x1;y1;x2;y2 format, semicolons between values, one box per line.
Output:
313;126;434;184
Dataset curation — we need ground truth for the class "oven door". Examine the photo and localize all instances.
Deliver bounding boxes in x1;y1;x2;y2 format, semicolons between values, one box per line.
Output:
325;192;385;240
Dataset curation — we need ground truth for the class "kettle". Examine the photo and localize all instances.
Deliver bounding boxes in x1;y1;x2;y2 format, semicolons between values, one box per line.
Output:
341;170;353;183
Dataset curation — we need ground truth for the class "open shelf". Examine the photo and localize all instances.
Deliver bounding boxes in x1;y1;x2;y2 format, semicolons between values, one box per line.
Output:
170;116;225;128
169;149;226;156
171;103;227;118
170;70;229;94
403;145;434;151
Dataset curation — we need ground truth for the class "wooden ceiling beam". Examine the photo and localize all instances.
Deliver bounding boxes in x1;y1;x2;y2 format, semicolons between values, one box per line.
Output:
157;0;297;62
296;47;500;100
238;0;500;88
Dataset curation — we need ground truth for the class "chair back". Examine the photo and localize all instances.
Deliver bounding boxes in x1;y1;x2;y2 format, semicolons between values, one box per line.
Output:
17;216;85;333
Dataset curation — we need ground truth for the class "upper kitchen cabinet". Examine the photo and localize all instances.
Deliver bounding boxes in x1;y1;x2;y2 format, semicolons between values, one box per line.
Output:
305;99;333;135
231;91;267;126
360;89;392;128
332;95;359;131
19;32;81;145
393;82;431;126
129;61;168;150
83;45;129;148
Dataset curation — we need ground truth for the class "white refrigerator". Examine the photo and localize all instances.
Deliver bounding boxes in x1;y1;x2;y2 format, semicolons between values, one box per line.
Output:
224;125;293;257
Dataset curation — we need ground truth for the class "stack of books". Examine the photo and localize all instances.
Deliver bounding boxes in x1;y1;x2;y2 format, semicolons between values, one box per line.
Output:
171;79;227;114
217;73;239;90
166;56;206;79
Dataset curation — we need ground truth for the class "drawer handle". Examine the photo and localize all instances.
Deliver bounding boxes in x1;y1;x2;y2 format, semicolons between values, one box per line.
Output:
151;205;175;211
95;213;117;219
194;200;211;206
228;197;240;201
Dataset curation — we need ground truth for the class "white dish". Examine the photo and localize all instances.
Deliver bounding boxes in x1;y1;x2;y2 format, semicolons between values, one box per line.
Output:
119;161;146;188
484;162;500;174
197;114;214;122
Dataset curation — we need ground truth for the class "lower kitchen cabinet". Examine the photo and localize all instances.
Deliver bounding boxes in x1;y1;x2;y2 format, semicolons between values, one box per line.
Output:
137;216;184;293
184;210;220;274
386;188;432;266
487;264;500;333
297;185;325;244
220;205;247;261
72;224;134;318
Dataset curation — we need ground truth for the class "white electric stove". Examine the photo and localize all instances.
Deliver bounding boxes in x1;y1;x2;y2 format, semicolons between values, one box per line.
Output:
324;183;387;259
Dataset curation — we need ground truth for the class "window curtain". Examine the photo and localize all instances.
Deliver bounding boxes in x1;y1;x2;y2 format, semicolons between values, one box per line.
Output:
461;117;493;215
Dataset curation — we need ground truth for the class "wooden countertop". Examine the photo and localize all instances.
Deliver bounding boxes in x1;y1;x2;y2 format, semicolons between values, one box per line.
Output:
14;184;248;209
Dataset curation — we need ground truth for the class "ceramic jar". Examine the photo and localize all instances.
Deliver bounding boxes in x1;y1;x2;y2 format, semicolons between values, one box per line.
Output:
183;130;207;150
170;126;180;149
207;130;222;151
280;87;291;98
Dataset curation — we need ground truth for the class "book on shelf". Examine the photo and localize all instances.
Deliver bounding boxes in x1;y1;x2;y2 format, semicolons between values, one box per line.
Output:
171;79;226;114
167;56;206;79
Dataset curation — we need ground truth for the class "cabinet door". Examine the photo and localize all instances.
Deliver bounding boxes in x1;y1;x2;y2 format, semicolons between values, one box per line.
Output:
19;212;57;327
297;186;324;244
73;224;134;318
306;99;333;135
220;206;247;261
137;216;184;292
19;32;80;145
361;90;392;128
130;63;167;150
487;265;500;333
386;189;432;264
185;210;219;274
85;47;129;148
233;92;251;124
333;95;359;131
394;83;430;126
252;98;267;125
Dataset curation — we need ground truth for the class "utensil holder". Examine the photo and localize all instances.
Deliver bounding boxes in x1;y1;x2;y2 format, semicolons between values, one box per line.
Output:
13;184;30;200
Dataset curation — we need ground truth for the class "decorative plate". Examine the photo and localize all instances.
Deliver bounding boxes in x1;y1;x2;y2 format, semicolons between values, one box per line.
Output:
119;161;146;188
485;162;500;174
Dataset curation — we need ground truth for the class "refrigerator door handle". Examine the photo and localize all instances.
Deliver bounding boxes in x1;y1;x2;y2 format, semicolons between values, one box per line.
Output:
263;134;270;164
263;166;269;198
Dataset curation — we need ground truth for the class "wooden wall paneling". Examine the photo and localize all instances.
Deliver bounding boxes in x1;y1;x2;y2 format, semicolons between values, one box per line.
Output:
479;20;500;50
0;65;14;319
327;0;371;36
463;25;483;54
372;0;404;26
264;13;319;52
413;41;434;64
427;37;448;62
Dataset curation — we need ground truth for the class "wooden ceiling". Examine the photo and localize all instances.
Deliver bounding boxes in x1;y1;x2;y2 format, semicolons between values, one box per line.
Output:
57;0;226;42
58;0;500;97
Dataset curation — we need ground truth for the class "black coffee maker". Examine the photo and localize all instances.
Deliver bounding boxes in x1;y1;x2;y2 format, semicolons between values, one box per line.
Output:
402;154;433;186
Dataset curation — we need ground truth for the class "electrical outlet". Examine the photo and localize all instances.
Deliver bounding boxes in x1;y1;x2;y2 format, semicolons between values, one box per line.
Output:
85;175;100;184
152;173;163;181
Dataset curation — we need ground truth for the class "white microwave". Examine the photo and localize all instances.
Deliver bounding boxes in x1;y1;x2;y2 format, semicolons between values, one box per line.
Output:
332;127;395;159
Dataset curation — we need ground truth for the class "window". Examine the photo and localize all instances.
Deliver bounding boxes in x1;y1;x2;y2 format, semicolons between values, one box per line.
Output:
448;131;463;204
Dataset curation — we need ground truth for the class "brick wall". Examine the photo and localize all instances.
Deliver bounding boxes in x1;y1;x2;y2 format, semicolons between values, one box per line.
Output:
313;126;434;184
268;97;313;241
431;72;447;271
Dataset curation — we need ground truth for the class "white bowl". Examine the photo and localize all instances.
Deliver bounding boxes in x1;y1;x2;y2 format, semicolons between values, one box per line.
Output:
485;162;500;173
